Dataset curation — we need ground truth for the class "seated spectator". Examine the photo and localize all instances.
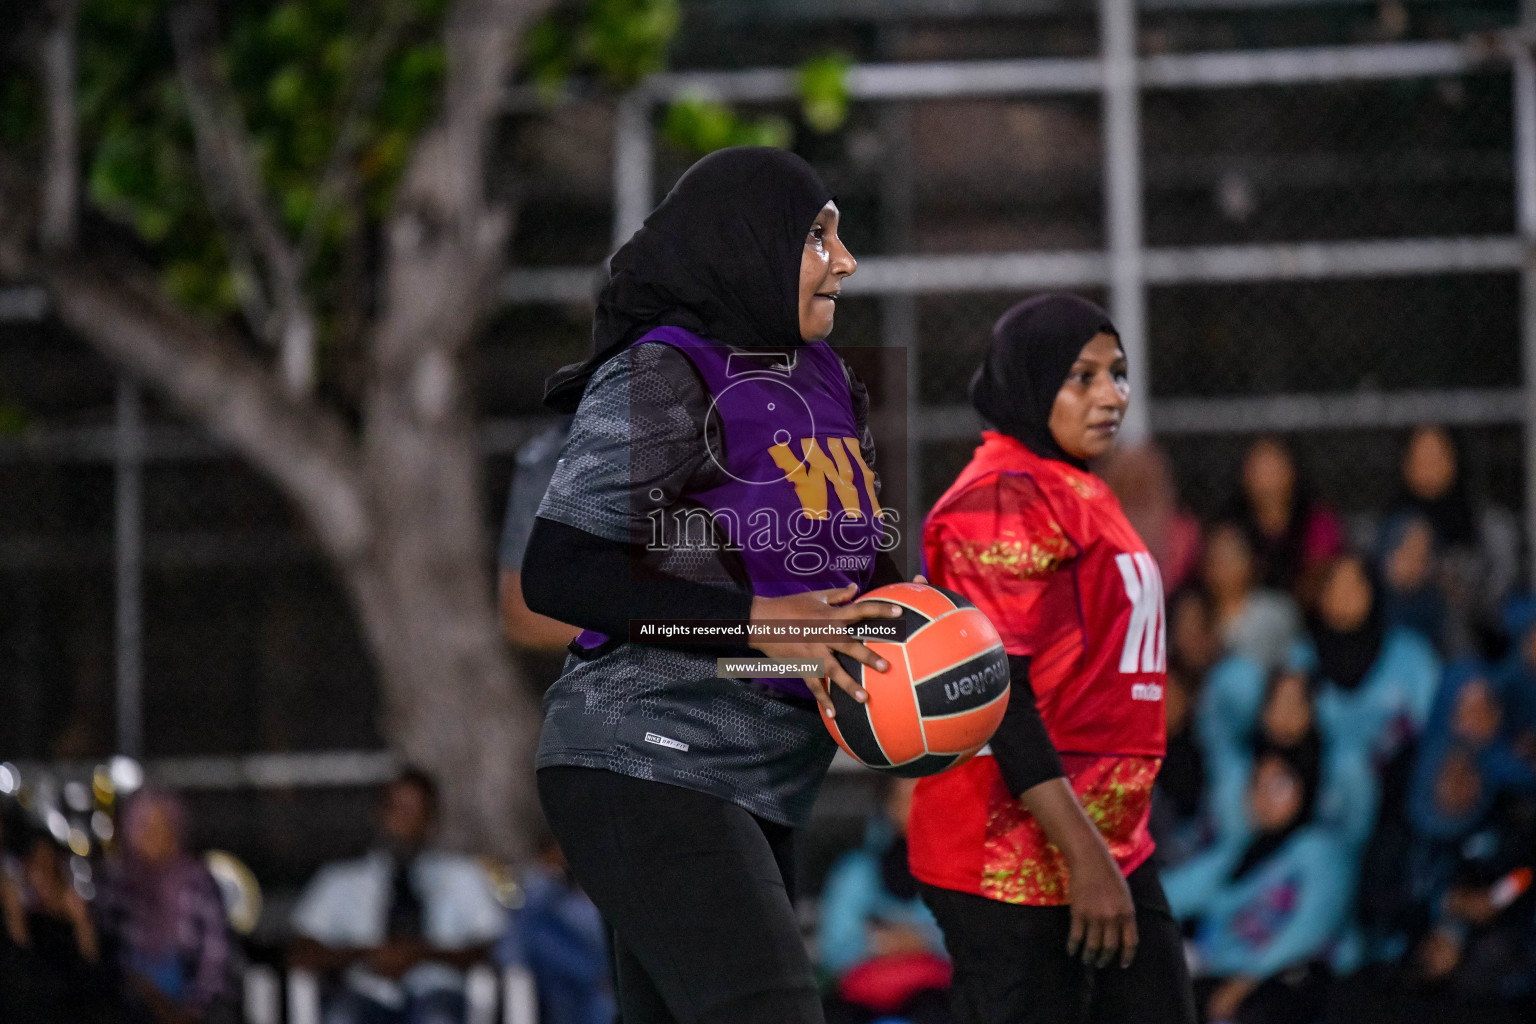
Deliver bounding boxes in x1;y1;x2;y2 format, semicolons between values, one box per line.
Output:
496;833;613;1024
1202;520;1304;672
96;788;236;1024
1422;662;1517;757
1151;665;1211;869
818;778;949;1024
1377;513;1447;651
1412;665;1536;840
1311;554;1441;765
1164;747;1352;1024
0;829;114;1022
1098;442;1203;594
1227;437;1345;601
1402;728;1536;1005
1197;656;1266;782
1493;595;1536;759
1394;425;1520;658
1355;660;1499;965
1206;669;1378;853
289;768;506;1024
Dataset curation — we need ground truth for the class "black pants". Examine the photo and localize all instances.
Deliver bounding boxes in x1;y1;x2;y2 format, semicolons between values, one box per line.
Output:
922;862;1197;1024
825;989;952;1024
1191;963;1328;1024
537;766;823;1024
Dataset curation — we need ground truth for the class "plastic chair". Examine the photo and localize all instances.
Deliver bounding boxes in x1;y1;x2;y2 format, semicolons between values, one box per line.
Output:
242;963;538;1024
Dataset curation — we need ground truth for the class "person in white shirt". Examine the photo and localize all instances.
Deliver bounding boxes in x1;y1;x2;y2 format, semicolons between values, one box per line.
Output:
288;769;506;1024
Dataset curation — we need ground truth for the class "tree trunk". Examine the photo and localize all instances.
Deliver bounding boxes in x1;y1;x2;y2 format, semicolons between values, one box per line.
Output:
344;534;538;859
348;0;557;858
43;258;541;860
11;0;563;860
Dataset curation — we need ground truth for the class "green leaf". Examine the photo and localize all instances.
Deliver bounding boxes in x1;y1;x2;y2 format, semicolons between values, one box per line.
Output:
581;0;680;87
323;36;356;76
797;53;851;134
0;71;40;146
662;95;736;153
735;115;792;149
267;65;307;115
523;16;577;93
525;0;680;92
265;2;311;48
282;183;317;228
0;399;30;437
663;95;793;155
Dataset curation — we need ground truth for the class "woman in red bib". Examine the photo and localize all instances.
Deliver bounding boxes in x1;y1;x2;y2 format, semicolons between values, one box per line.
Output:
908;295;1196;1024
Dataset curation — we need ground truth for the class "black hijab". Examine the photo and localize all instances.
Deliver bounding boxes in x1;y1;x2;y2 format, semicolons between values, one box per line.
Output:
1231;737;1322;881
1159;731;1207;821
969;294;1119;470
1311;557;1387;693
880;836;919;900
1396;481;1476;550
544;147;834;412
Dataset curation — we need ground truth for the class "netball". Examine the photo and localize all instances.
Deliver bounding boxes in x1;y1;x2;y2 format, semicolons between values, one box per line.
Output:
824;583;1011;777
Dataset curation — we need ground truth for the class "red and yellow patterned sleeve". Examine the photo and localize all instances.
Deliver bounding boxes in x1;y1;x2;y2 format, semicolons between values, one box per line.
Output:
922;471;1079;655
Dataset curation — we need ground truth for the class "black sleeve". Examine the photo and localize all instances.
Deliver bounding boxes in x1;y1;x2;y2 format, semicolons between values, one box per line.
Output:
523;516;755;654
989;654;1066;797
535;344;724;547
870;550;905;588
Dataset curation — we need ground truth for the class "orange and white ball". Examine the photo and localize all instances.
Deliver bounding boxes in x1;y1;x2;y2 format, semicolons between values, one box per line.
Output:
823;582;1010;777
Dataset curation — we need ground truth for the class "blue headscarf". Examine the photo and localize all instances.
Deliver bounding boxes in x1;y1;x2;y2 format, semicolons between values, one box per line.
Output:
1423;659;1492;741
1493;594;1536;739
1409;664;1536;840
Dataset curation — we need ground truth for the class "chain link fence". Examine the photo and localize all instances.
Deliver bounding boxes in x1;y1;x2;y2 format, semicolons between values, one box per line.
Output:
2;0;1532;890
635;64;1522;520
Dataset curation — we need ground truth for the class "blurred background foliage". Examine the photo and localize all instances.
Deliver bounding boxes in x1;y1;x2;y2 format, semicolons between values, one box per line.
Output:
0;0;850;384
76;0;450;323
524;0;682;91
660;52;851;153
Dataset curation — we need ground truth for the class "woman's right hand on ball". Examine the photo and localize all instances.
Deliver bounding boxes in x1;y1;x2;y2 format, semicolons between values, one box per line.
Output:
748;584;902;719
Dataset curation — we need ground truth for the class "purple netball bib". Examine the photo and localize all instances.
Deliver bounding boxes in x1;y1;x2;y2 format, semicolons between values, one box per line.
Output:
573;327;887;698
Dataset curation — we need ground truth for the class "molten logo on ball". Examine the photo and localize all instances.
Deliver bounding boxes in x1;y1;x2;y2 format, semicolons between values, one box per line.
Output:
945;661;1007;703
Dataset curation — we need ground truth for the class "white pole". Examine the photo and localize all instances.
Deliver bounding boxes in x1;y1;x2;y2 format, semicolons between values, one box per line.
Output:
1100;0;1150;442
612;91;654;252
114;377;143;757
466;964;499;1024
502;964;539;1024
878;91;923;575
285;968;321;1024
241;964;281;1024
1515;39;1536;587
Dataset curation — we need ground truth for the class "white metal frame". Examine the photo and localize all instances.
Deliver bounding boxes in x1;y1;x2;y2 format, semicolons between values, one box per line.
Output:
241;964;536;1024
569;6;1536;564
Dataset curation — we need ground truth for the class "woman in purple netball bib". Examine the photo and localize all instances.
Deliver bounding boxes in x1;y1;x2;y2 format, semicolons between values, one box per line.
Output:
524;147;909;1023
